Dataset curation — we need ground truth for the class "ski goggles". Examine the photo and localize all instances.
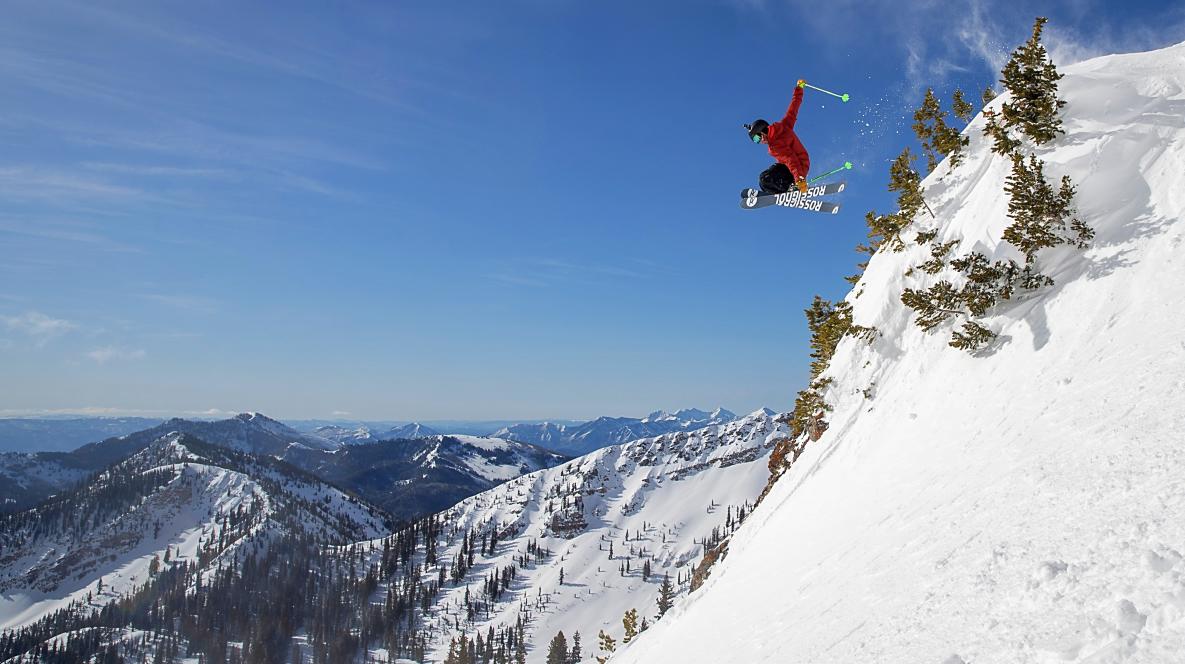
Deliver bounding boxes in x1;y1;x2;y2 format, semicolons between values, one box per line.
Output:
750;133;763;143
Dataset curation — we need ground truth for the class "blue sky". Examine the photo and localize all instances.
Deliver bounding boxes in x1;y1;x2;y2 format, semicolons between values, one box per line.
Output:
2;0;1181;420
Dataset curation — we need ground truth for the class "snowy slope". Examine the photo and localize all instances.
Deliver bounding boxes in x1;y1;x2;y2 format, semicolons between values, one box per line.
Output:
293;434;569;522
0;433;388;633
314;423;377;444
496;408;739;456
381;423;442;440
0;453;89;513
614;42;1185;664
355;410;788;663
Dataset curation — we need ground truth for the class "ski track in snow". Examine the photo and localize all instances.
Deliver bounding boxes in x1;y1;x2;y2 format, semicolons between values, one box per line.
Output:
615;41;1185;664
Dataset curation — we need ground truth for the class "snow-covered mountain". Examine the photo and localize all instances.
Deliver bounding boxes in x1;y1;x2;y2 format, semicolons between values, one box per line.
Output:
613;41;1185;664
313;423;377;444
0;452;90;514
0;432;389;634
495;407;739;456
312;422;441;444
0;412;337;512
292;434;569;521
72;411;337;463
401;409;784;662
381;422;441;440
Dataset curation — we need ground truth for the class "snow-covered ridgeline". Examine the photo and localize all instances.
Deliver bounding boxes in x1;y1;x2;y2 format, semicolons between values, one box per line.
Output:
615;42;1185;664
0;433;388;634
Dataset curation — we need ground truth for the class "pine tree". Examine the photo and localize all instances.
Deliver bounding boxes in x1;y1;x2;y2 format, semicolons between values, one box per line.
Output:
952;88;974;123
622;609;639;645
546;632;569;664
1003;153;1092;263
656;574;675;618
569;632;582;663
912;88;968;170
981;85;997;107
595;630;615;664
950;320;996;351
982;108;1021;156
999;17;1066;144
863;148;929;254
901;281;963;331
888;147;930;221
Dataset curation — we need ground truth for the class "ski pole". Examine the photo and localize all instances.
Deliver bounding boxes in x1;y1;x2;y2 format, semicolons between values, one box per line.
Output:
802;83;850;103
809;161;853;183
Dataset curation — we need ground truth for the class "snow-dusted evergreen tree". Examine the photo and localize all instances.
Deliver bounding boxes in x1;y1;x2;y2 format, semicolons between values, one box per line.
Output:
785;297;876;440
547;632;569;664
981;85;997;106
951;88;974;123
657;574;676;617
862;148;930;255
900;281;963;331
1003;153;1094;262
912;88;968;170
595;630;616;663
983;109;1021;155
569;632;582;663
950;321;997;351
1000;17;1066;144
622;608;639;644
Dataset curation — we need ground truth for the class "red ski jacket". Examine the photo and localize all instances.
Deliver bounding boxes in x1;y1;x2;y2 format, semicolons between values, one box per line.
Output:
767;87;810;180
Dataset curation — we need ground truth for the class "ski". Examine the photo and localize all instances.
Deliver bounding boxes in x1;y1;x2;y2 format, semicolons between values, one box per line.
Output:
740;182;846;212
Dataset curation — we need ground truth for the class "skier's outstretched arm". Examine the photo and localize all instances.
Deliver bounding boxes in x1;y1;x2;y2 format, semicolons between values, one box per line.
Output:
781;85;805;129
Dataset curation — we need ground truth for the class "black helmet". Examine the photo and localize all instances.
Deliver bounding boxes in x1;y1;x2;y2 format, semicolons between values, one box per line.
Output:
745;119;769;143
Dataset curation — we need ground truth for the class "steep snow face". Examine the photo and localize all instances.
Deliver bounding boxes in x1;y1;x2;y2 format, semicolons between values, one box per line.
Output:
398;410;788;663
615;43;1185;664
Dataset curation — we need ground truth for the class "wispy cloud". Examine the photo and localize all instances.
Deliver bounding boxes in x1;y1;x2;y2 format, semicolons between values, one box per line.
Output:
0;167;148;201
86;346;147;364
0;216;143;253
80;162;236;179
488;273;549;287
138;293;219;314
488;258;652;288
2;311;75;345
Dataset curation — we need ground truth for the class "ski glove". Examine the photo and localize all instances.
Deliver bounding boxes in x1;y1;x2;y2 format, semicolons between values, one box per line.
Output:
795;177;809;194
797;79;806;89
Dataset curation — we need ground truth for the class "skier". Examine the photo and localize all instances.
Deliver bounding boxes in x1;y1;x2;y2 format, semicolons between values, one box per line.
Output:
746;79;811;195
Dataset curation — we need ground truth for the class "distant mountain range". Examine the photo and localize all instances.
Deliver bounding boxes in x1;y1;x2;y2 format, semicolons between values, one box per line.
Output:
0;412;567;523
0;408;746;519
311;422;441;444
494;407;739;456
